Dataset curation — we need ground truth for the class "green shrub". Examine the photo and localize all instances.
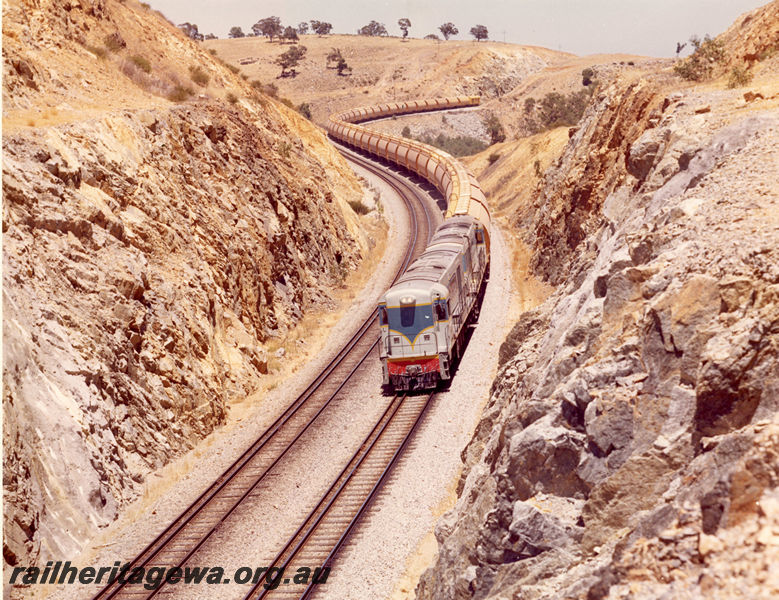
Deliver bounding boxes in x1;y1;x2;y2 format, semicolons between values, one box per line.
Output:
488;152;501;165
219;61;240;75
130;55;152;73
483;113;506;144
727;65;754;88
673;35;726;81
581;67;595;86
297;102;312;119
404;129;489;157
280;97;294;109
141;2;150;8
348;199;371;214
252;81;278;97
420;133;487;157
527;88;594;133
330;262;348;285
168;85;194;102
208;48;218;56
226;92;238;104
189;65;209;87
401;125;411;137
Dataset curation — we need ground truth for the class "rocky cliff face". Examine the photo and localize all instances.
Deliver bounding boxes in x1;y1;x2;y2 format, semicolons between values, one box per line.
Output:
3;0;368;570
717;1;779;69
417;25;779;600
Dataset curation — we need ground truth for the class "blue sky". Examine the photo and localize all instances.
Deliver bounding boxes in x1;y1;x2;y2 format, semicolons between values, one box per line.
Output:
148;0;767;57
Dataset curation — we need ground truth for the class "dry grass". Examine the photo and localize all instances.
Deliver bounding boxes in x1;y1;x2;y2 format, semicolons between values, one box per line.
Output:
463;127;569;216
727;65;754;88
130;54;152;73
103;33;125;53
119;58;154;89
85;44;108;59
2;0;266;123
348;198;371;214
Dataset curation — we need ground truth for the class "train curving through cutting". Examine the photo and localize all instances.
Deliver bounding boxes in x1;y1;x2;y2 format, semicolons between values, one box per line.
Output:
327;96;491;391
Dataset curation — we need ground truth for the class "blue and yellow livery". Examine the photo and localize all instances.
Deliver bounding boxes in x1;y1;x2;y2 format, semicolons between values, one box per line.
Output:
378;216;488;390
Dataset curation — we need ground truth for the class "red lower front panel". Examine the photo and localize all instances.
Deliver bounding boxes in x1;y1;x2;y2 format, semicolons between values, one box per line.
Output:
387;356;440;376
385;356;441;390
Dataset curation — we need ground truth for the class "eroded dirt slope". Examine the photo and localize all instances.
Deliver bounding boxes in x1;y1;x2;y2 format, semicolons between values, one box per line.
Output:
417;3;779;599
3;0;371;570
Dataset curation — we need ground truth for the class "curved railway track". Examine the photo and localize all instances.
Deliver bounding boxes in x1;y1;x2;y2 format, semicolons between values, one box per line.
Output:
327;95;491;251
90;148;438;600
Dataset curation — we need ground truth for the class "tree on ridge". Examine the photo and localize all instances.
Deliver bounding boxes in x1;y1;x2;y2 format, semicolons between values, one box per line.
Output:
398;18;411;39
470;24;488;41
253;16;283;42
439;22;458;40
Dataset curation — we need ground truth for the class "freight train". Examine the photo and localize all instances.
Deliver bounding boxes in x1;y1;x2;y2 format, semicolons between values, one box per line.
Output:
327;97;491;390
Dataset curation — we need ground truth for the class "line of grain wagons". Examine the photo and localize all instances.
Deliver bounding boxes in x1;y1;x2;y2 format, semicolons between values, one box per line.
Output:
327;97;492;390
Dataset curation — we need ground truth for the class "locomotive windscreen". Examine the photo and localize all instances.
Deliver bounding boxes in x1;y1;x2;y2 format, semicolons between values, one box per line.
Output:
387;304;434;346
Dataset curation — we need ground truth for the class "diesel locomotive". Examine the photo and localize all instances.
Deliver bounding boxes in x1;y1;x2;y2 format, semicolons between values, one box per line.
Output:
327;97;491;390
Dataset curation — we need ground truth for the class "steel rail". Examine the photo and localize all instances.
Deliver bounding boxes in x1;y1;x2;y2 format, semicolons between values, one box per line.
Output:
242;392;435;600
141;341;378;600
299;392;435;600
241;392;407;600
335;143;436;250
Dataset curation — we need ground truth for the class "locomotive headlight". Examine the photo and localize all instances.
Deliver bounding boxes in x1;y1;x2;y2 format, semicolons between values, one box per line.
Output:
400;296;415;305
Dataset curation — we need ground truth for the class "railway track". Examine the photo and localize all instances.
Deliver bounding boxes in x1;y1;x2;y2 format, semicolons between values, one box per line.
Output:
90;149;438;600
242;392;434;600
